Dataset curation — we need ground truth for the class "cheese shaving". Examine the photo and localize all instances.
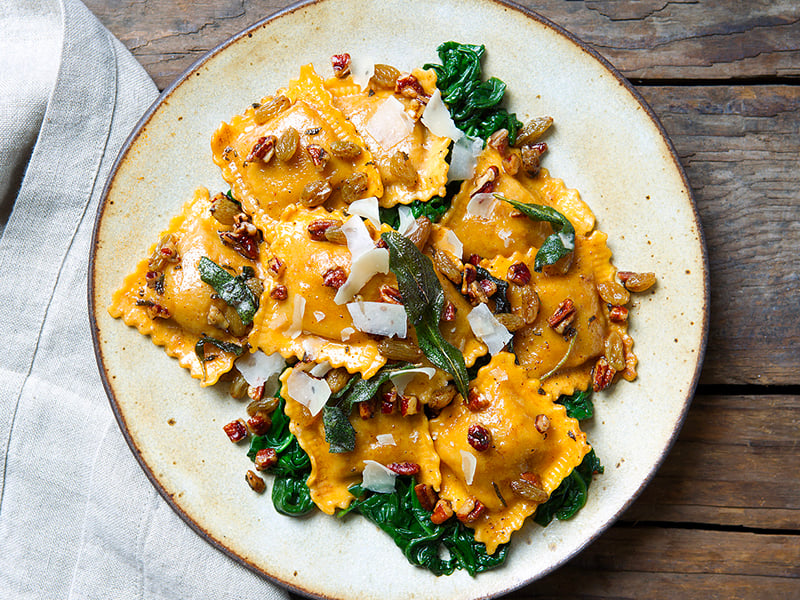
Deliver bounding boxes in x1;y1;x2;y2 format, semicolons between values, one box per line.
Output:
439;229;463;259
361;460;397;494
286;369;331;417
460;449;477;486
376;433;396;446
285;295;306;339
421;89;462;140
309;361;332;378
341;215;375;261
334;247;390;304
235;351;285;397
365;96;414;150
467;303;512;355
347;197;381;228
347;301;408;338
466;192;496;218
397;204;415;236
341;327;355;341
389;367;436;395
350;54;374;90
448;135;483;182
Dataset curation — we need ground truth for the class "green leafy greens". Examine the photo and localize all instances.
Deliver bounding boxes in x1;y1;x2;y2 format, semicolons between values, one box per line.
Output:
197;256;258;324
534;449;603;526
248;395;314;516
557;389;595;421
344;478;508;576
494;195;575;272
381;232;469;399
424;42;523;142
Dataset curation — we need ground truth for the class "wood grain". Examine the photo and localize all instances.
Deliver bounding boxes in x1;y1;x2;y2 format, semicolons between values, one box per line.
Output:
621;395;800;529
639;85;800;385
84;0;800;90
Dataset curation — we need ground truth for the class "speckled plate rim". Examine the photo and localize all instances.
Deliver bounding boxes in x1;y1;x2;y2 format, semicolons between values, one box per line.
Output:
88;1;709;598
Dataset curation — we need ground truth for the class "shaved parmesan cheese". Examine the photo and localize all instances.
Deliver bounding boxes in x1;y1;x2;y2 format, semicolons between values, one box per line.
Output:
341;215;375;260
313;310;325;322
286;369;331;417
376;433;396;446
467;303;512;355
448;135;483;182
285;295;306;339
235;351;285;397
341;327;355;341
389;367;436;395
334;247;390;304
347;197;381;228
421;89;462;140
365;96;414;150
350;54;374;89
301;338;322;361
466;192;496;218
397;204;415;235
362;460;397;493
559;231;575;250
309;361;332;378
460;450;477;485
439;229;464;259
347;301;408;338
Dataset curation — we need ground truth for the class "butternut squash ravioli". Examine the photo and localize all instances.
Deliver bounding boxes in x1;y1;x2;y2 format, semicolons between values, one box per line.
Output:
109;43;654;576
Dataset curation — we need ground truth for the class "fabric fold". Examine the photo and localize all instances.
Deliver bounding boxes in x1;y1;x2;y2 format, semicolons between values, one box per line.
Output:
0;1;290;598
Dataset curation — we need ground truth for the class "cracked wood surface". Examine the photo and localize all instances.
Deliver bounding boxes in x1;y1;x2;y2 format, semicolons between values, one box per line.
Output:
85;1;800;598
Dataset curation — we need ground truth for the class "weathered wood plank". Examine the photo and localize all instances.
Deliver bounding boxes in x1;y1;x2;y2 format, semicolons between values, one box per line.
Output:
621;395;800;529
84;0;800;90
637;85;800;385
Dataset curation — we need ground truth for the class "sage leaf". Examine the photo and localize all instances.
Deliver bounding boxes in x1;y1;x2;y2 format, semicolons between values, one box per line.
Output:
197;256;258;324
194;335;243;362
381;232;469;399
323;406;357;454
494;195;575;272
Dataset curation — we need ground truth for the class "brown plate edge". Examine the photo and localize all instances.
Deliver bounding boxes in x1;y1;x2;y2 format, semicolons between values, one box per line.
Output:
86;0;711;598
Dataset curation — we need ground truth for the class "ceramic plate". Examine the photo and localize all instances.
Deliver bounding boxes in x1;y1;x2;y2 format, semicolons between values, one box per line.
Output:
90;1;708;598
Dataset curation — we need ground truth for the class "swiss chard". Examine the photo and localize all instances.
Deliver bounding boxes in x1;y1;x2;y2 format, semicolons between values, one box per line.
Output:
381;232;469;399
197;256;258;324
344;477;508;576
424;42;523;142
494;195;575;272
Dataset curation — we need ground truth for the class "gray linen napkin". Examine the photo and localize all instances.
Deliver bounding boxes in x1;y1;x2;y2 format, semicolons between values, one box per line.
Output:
0;1;291;598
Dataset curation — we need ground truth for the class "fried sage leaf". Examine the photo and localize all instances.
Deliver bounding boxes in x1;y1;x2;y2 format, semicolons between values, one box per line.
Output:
381;232;469;399
197;256;258;324
494;195;575;272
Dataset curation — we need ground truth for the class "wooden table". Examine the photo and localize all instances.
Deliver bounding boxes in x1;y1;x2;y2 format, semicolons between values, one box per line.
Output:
85;1;800;597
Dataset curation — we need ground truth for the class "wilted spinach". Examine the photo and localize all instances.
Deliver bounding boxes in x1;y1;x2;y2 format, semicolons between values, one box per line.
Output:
534;449;603;526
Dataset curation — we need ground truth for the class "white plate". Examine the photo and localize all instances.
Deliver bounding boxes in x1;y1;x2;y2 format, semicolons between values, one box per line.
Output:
90;1;708;598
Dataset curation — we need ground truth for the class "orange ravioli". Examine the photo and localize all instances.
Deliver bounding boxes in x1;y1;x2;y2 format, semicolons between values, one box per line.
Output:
281;367;441;514
211;64;382;221
108;188;258;386
325;69;450;208
430;353;591;553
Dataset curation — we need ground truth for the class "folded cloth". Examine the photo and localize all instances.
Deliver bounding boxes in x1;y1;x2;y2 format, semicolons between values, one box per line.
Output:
0;1;290;598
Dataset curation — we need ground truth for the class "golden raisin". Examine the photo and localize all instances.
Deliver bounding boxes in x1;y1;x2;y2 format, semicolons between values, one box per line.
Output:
253;94;290;125
330;140;362;160
300;180;333;207
275;127;299;161
371;63;401;89
389;151;418;186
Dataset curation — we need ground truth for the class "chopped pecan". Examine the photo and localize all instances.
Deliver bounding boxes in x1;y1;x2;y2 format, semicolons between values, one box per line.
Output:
456;497;486;523
520;142;547;177
331;52;351;78
270;284;288;301
400;395;419;416
267;256;285;278
395;73;428;100
137;299;171;320
246;414;271;436
381;390;397;414
246;135;276;163
358;400;374;419
379;285;404;304
547;298;576;334
223;419;248;443
501;152;521;176
254;448;278;471
442;300;456;322
219;229;259;261
387;462;420;476
467;424;492;451
609;305;629;322
471;165;499;197
487;128;509;154
145;271;165;295
305;144;330;171
245;470;266;493
322;266;347;290
478;278;497;298
307;218;341;241
414;483;438;512
507;262;531;286
592;356;616;392
430;499;454;524
148;234;179;271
